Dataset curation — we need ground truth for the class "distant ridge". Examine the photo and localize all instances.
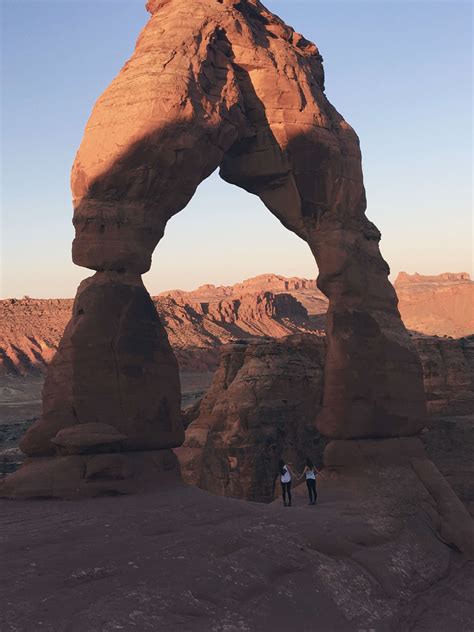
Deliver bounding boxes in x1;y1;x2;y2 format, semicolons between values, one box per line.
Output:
1;272;472;375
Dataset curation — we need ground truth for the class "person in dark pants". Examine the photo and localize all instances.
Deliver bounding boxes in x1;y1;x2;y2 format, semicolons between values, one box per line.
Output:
300;458;321;505
278;459;294;506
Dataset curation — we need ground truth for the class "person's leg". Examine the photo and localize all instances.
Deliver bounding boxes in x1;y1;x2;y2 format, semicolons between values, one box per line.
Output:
312;480;317;504
306;479;312;503
281;482;287;506
287;482;292;506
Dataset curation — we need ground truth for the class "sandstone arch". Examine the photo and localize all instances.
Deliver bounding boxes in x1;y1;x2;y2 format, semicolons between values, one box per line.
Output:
19;0;427;462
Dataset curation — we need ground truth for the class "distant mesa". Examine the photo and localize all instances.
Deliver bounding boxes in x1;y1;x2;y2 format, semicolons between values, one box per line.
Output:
1;271;472;376
394;271;474;338
395;271;471;285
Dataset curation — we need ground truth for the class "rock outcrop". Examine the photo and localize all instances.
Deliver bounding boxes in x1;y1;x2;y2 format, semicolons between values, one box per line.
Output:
0;288;319;376
176;334;327;502
0;298;73;375
2;0;428;497
421;415;474;516
160;272;329;318
177;333;474;509
68;0;426;442
2;272;472;376
395;272;474;337
413;335;474;416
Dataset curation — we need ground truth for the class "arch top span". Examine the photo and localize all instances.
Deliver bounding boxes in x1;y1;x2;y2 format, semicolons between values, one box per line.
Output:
21;0;426;459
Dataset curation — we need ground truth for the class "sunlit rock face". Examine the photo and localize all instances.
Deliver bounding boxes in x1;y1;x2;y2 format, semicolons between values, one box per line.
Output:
176;334;327;502
3;0;428;498
70;0;426;441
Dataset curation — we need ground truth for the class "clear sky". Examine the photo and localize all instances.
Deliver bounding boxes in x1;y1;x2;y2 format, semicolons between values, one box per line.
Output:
1;0;472;298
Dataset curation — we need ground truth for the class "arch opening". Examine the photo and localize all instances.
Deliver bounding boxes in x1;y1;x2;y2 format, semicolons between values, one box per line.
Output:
13;0;428;495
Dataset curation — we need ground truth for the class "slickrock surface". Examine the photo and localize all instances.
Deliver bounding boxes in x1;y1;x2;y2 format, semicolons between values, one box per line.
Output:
395;272;474;337
2;447;474;631
176;334;327;502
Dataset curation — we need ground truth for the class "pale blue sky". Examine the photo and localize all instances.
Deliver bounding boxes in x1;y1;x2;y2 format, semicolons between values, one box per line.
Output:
1;0;472;298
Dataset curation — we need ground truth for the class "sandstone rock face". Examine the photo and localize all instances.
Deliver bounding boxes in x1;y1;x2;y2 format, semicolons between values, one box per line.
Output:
2;271;472;377
50;423;128;456
413;335;474;416
176;333;474;506
160;273;329;319
0;449;181;499
176;334;326;502
20;272;183;457
421;415;474;516
322;437;474;558
0;298;73;375
0;286;319;376
395;272;474;337
4;0;429;498
68;0;425;440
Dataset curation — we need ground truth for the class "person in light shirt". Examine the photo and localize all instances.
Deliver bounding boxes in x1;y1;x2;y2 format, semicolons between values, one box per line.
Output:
299;457;322;505
278;459;295;507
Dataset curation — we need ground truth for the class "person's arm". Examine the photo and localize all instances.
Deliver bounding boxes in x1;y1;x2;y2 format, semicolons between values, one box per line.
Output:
287;464;298;479
290;464;304;479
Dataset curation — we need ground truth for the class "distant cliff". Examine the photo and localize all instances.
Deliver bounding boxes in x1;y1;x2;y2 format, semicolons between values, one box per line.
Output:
0;285;320;375
1;272;472;375
394;272;474;337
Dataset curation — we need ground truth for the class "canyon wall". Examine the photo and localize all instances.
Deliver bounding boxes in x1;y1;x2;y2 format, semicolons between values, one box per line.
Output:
2;272;472;376
177;332;474;510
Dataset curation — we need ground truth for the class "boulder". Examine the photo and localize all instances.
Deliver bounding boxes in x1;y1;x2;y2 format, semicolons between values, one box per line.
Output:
50;423;128;456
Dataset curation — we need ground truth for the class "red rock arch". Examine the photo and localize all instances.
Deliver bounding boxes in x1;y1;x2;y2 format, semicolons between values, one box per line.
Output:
20;0;426;458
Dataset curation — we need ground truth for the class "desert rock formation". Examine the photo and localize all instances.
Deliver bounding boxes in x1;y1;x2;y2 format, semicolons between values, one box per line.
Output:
176;334;327;502
395;271;474;337
414;335;474;416
2;272;472;376
66;0;426;442
0;298;73;375
160;272;329;320
2;456;474;630
0;286;318;375
2;0;428;497
177;332;474;504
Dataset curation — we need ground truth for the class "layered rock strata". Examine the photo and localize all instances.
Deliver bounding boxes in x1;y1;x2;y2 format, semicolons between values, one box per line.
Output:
395;272;474;337
414;335;474;416
0;289;318;376
176;334;327;502
3;0;427;496
178;334;474;511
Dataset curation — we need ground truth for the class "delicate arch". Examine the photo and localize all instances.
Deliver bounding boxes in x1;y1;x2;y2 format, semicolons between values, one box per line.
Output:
20;0;426;457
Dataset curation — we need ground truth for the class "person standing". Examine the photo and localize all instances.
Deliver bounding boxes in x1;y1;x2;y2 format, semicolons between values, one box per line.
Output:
300;458;321;505
278;459;294;507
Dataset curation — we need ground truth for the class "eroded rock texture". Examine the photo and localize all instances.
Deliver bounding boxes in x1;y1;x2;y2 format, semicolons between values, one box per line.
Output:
176;334;327;502
20;272;183;457
395;272;474;337
70;0;425;439
414;335;474;416
3;0;428;497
